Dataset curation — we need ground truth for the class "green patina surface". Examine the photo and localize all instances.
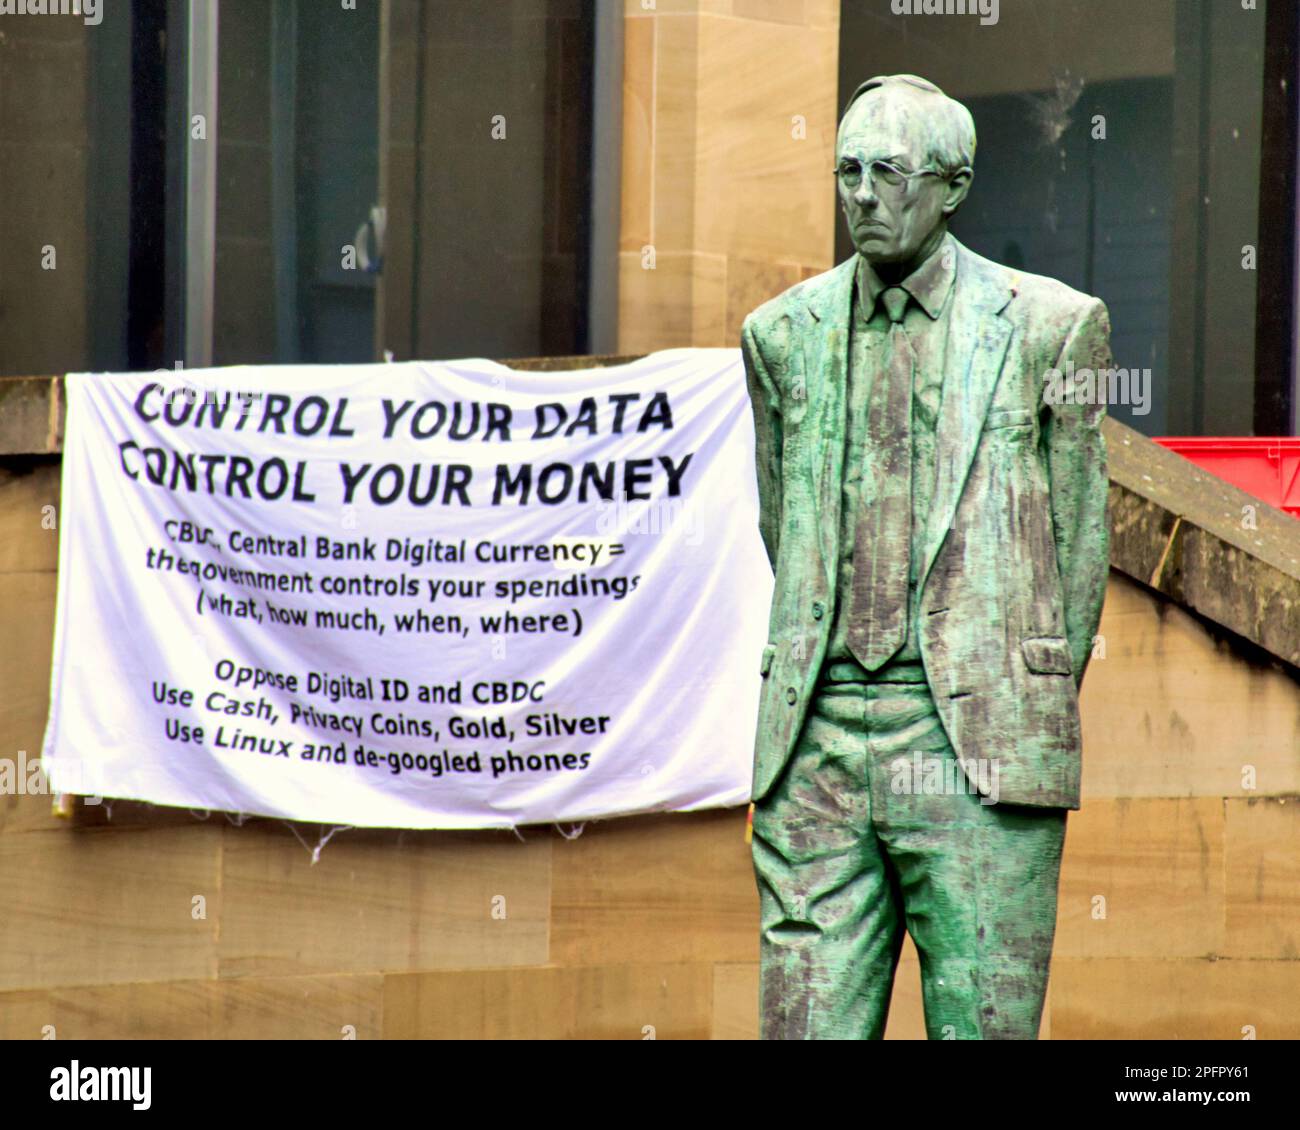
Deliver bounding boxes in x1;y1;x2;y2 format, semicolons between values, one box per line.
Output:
740;74;1111;1039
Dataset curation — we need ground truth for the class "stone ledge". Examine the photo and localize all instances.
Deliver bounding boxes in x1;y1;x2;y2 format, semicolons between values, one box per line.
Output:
1106;418;1300;670
0;376;63;456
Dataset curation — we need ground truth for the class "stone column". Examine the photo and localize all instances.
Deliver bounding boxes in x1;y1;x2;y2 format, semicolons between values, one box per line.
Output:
618;0;841;353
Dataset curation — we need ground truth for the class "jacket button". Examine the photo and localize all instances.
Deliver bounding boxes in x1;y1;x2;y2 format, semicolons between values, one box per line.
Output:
812;601;824;620
785;688;798;705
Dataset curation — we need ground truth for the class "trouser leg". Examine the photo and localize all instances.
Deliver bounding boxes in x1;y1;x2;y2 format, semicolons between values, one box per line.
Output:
863;683;1067;1040
751;685;904;1040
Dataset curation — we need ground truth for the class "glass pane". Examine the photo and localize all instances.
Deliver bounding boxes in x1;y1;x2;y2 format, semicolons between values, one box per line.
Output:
0;4;135;376
380;0;595;362
0;1;598;375
211;0;597;367
837;0;1272;437
213;0;381;365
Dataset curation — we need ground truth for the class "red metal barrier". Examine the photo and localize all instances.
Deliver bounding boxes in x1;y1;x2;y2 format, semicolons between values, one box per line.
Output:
1153;438;1300;519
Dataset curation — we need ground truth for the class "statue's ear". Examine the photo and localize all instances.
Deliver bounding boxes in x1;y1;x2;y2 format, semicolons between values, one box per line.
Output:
942;167;974;216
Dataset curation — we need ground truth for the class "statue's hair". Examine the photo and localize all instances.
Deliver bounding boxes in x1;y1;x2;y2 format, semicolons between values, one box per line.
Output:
840;74;976;177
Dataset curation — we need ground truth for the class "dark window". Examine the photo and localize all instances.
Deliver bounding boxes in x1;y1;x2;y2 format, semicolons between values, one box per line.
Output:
837;0;1295;436
0;0;598;377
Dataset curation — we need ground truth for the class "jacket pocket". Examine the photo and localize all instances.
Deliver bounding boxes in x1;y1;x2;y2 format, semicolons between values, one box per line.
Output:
986;407;1034;431
1021;636;1073;676
760;644;776;678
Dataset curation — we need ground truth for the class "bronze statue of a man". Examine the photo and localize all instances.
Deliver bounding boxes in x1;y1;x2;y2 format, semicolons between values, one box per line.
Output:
741;74;1111;1039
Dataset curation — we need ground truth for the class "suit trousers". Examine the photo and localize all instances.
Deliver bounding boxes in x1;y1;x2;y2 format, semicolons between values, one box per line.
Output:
751;670;1067;1039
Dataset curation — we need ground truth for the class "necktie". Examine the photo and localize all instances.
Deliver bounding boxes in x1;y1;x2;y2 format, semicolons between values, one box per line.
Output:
846;285;915;670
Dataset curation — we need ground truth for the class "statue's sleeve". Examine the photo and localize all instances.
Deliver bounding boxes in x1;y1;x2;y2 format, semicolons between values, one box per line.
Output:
1041;297;1112;688
741;316;783;571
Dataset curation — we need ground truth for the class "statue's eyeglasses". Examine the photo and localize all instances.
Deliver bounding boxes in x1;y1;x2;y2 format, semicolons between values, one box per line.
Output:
834;158;944;194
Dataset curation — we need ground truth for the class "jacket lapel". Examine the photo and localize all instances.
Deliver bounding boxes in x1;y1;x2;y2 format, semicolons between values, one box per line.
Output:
803;258;857;586
916;243;1015;591
802;243;1015;595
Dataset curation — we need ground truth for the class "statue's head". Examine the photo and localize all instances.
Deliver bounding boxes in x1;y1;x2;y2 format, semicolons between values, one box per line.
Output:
836;75;975;272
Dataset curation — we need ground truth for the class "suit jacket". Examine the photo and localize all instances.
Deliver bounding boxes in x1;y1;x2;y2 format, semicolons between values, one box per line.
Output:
741;236;1111;810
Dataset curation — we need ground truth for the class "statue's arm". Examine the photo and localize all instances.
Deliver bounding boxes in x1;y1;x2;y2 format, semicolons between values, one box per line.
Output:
741;317;783;570
1041;297;1112;688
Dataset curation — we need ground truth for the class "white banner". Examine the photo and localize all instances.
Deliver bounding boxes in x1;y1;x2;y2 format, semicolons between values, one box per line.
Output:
41;351;771;829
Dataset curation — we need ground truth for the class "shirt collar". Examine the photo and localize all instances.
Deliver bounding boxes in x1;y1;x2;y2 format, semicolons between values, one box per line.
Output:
856;232;957;322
